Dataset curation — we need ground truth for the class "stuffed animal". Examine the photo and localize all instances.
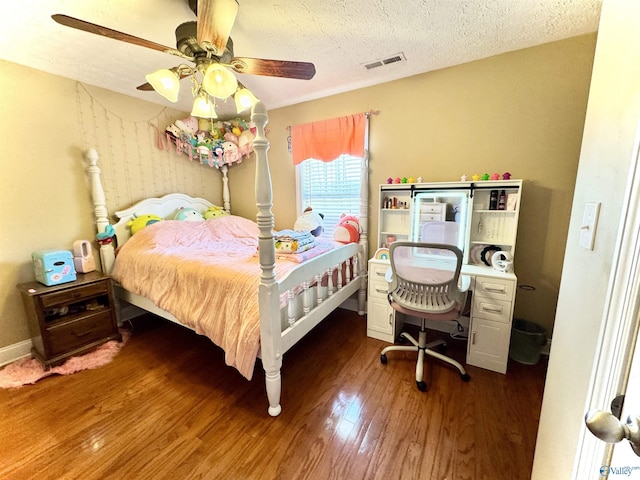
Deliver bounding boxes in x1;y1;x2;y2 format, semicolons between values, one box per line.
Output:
238;129;255;156
222;141;241;164
174;207;204;221
203;205;229;220
127;214;163;235
333;214;360;243
294;207;324;237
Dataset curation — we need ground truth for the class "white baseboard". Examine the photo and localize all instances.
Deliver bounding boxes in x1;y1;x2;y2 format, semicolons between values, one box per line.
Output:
0;339;33;367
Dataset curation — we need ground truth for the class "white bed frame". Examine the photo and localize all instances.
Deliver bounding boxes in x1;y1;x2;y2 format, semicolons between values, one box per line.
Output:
84;102;369;416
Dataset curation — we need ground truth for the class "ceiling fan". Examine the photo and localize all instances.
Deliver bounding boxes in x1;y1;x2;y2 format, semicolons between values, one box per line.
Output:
51;0;316;108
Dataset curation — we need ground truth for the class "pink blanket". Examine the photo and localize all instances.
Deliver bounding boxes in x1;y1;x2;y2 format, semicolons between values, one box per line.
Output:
111;216;300;380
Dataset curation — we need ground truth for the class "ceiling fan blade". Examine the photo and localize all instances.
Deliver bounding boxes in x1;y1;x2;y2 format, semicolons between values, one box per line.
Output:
197;0;239;56
229;58;316;80
52;14;175;54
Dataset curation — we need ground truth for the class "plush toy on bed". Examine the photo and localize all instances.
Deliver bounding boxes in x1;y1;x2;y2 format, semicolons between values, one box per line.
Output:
294;207;324;237
174;207;204;221
203;205;229;220
127;214;163;235
333;214;360;244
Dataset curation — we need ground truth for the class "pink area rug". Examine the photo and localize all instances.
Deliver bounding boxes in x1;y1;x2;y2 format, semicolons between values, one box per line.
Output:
0;330;129;389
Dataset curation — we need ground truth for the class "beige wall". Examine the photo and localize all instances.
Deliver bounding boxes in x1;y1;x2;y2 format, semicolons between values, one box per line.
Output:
231;34;597;336
0;61;220;349
0;34;596;351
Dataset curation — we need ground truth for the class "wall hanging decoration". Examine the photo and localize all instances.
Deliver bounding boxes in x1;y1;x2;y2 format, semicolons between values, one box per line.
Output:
161;115;256;169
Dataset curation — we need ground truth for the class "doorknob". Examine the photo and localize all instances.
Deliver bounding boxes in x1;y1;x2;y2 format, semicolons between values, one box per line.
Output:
585;410;640;457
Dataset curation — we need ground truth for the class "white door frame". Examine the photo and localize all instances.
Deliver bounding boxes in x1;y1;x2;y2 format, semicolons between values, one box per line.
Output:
573;118;640;477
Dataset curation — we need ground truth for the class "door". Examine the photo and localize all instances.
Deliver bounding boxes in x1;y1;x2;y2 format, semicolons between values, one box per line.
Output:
576;123;640;477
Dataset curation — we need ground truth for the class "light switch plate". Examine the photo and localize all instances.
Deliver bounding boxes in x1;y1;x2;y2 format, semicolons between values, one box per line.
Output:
579;202;601;250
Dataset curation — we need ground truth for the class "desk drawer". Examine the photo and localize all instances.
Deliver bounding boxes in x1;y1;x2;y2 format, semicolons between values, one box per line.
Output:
473;296;512;324
368;280;389;299
474;275;514;300
369;262;390;281
420;214;444;222
420;204;444;214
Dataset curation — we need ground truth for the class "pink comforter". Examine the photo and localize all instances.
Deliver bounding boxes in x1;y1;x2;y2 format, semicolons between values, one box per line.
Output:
111;216;300;380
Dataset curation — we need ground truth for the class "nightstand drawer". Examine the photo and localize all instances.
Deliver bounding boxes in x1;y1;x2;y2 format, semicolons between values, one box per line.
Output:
46;311;115;355
40;281;109;308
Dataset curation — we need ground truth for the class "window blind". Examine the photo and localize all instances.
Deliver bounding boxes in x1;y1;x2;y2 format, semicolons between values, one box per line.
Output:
297;155;362;241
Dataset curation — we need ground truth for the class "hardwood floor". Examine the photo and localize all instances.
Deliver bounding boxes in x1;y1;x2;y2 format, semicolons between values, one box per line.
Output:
0;309;546;480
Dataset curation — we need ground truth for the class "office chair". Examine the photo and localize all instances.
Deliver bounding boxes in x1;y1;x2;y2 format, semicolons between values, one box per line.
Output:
380;242;471;391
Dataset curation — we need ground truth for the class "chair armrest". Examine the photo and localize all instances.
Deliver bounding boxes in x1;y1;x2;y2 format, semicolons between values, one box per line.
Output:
459;275;471;293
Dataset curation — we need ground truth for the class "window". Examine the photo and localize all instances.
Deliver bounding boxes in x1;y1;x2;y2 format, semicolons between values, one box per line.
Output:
296;154;362;241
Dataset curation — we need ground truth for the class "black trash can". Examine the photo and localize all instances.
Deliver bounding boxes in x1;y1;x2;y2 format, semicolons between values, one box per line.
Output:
509;319;547;365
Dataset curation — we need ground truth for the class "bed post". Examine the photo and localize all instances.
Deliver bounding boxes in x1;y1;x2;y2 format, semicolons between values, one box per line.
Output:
220;164;231;213
85;148;116;274
253;102;283;417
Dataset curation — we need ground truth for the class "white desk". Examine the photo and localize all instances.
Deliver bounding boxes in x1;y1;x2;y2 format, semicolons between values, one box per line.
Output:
367;258;517;374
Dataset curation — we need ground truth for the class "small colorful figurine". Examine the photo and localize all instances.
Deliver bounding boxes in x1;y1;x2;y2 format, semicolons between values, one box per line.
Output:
394;177;401;184
407;177;415;183
417;176;423;183
460;174;467;181
491;173;500;180
471;173;480;181
387;177;393;184
482;173;490;181
401;177;408;183
502;172;512;180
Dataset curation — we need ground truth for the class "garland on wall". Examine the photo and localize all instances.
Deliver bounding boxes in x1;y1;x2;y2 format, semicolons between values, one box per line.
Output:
75;82;212;216
160;115;257;169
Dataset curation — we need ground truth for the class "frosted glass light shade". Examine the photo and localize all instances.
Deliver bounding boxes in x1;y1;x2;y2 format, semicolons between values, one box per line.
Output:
234;87;259;113
190;94;217;119
145;68;180;102
202;64;238;99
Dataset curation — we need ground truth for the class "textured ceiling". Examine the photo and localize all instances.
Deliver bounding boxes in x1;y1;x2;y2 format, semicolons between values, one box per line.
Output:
0;0;602;117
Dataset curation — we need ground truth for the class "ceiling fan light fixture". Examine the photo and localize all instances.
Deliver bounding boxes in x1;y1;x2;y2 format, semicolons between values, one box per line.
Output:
190;93;217;119
146;68;180;102
202;64;238;99
234;86;259;113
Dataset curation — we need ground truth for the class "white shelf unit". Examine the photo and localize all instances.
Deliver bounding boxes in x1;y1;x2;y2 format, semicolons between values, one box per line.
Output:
468;181;522;261
377;186;412;248
369;180;524;374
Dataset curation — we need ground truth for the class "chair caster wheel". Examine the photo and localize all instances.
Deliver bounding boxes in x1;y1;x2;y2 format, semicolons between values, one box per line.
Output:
461;373;471;382
380;354;388;365
416;381;427;392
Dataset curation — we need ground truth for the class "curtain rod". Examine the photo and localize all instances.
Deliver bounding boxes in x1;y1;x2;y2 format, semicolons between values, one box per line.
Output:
286;110;380;131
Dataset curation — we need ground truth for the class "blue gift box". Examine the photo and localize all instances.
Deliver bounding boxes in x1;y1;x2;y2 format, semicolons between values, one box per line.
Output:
32;250;77;286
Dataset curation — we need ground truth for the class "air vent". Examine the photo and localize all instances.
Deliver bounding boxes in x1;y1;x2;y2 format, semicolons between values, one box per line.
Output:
364;61;384;70
362;52;406;70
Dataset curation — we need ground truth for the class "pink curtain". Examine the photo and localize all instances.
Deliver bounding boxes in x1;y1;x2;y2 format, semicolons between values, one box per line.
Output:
291;113;366;165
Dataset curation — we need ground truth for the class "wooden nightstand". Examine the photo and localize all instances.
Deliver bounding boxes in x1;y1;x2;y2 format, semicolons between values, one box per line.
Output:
17;271;121;369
